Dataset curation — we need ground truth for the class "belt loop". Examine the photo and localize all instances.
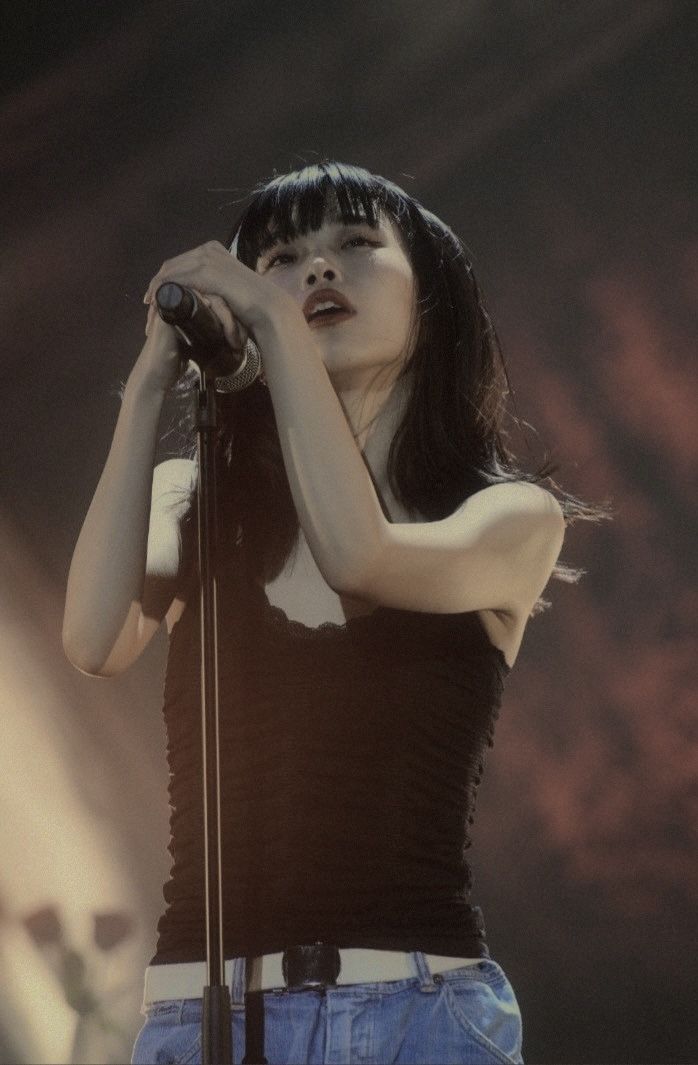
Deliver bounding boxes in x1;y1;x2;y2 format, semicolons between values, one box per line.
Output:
230;956;246;1006
411;951;435;989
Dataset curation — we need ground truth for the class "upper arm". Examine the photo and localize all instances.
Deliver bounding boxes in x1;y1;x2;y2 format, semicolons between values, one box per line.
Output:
96;458;196;676
347;481;565;617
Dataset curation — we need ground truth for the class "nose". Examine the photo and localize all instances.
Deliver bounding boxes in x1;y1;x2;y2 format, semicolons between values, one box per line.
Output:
304;258;338;288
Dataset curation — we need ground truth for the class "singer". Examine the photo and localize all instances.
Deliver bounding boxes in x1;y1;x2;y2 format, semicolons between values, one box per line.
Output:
63;162;607;1064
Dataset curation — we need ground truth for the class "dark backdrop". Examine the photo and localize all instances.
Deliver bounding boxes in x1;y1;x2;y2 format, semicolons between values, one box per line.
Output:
2;3;696;1062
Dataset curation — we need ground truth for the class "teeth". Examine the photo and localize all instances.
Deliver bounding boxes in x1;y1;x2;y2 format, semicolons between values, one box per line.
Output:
311;301;343;315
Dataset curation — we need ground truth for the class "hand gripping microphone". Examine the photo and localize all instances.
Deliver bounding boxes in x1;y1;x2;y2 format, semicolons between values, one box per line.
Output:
155;282;261;392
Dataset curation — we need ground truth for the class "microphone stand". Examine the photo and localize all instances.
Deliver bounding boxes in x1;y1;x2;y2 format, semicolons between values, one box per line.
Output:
195;368;266;1065
193;367;233;1065
157;282;265;1064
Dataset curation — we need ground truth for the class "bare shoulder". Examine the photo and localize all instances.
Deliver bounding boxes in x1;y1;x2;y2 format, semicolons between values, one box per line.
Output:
152;457;197;510
457;481;566;577
148;457;197;568
461;480;565;526
472;483;565;669
146;458;198;634
470;479;565;585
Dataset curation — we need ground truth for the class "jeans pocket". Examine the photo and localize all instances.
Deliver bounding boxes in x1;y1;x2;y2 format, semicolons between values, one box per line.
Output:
442;964;523;1065
131;1017;202;1065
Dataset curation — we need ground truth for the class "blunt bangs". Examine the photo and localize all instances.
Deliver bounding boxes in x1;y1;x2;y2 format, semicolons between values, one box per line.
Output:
231;162;415;267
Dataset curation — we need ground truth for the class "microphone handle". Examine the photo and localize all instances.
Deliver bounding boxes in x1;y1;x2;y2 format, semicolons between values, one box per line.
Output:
155;282;262;392
155;282;244;378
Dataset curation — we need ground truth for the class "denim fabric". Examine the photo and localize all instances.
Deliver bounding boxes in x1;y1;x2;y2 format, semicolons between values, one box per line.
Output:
131;953;523;1064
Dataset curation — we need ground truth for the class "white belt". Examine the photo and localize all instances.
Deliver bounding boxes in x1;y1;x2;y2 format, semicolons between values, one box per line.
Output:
143;949;484;1006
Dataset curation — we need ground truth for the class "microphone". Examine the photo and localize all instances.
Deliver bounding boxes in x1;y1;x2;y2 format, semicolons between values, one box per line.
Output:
155;282;261;392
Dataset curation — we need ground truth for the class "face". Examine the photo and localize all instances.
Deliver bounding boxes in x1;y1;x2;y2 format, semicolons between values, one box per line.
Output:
255;210;416;388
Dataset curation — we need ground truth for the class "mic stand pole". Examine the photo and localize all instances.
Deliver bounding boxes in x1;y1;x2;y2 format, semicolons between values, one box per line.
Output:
193;365;232;1065
157;277;265;1062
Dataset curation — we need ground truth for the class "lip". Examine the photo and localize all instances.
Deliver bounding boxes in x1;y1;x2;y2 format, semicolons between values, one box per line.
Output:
307;309;355;330
302;287;356;323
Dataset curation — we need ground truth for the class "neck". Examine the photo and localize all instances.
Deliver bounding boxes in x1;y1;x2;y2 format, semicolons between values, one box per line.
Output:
332;368;412;515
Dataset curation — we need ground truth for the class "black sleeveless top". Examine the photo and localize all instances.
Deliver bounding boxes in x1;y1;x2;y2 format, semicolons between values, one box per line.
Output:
150;539;510;964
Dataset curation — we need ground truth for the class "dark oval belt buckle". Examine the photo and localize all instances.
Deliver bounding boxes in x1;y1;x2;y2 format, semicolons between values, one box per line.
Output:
282;942;341;990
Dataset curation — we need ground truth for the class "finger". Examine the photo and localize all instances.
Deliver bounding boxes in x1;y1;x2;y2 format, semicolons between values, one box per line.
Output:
146;270;203;307
203;293;244;348
144;243;228;303
145;300;158;337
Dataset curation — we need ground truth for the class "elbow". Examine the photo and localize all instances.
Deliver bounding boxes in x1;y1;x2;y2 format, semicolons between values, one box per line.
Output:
61;599;146;677
295;523;370;598
324;542;385;602
61;628;110;678
62;646;101;678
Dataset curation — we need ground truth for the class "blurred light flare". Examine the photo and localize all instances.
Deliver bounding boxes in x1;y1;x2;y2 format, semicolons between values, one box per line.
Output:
0;520;143;1063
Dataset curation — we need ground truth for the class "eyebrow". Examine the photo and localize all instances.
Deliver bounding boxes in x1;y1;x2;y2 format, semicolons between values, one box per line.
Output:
259;218;380;257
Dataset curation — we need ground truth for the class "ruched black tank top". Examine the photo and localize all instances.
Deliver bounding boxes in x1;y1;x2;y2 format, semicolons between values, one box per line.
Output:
150;540;510;965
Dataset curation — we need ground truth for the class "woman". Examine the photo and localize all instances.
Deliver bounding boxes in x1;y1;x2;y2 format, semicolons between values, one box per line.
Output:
63;162;605;1064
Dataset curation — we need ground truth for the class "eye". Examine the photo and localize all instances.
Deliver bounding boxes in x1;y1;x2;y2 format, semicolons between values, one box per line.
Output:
266;250;295;268
342;236;380;249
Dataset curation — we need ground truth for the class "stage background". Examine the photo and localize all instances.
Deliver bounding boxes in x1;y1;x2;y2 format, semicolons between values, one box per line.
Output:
1;2;695;1061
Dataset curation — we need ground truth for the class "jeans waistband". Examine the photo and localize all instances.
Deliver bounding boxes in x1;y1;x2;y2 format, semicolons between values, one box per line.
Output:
142;949;486;1008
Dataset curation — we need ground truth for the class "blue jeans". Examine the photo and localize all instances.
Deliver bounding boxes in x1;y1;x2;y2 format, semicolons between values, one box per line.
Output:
131;953;523;1064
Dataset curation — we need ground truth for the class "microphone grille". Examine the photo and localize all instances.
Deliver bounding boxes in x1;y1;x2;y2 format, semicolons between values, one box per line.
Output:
214;340;262;393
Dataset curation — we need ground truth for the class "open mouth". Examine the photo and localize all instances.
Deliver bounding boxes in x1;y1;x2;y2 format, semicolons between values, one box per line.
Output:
307;305;355;327
303;288;356;326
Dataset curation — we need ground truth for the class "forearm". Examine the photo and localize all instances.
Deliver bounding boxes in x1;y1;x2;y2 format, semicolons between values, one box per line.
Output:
255;310;385;591
62;371;166;670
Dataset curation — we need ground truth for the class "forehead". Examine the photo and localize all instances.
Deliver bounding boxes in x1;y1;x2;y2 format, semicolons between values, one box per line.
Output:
264;212;393;247
248;187;380;255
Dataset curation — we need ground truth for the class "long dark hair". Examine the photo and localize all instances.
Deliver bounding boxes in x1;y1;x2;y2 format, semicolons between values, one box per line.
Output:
171;162;611;612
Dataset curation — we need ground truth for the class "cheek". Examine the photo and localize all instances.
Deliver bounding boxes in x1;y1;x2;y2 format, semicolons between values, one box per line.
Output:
256;258;298;293
394;275;416;335
262;272;291;294
372;260;414;312
386;254;416;312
